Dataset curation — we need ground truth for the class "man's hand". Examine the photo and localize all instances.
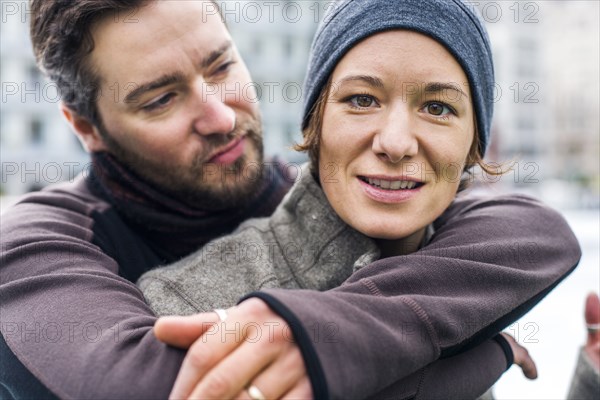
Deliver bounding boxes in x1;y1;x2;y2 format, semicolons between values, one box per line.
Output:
154;298;312;399
500;332;538;379
584;292;600;371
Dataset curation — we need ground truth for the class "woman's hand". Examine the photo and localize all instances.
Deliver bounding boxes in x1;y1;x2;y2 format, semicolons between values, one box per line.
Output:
154;298;312;399
500;332;538;379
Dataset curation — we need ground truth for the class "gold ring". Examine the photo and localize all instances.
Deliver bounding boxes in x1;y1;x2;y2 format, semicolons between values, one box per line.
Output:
247;385;266;400
214;309;228;323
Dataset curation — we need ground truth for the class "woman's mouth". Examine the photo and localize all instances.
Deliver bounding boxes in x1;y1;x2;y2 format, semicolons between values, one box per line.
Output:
358;176;424;190
357;176;424;203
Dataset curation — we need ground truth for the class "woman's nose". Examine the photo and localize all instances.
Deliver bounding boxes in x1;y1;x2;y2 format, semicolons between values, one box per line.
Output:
371;108;419;163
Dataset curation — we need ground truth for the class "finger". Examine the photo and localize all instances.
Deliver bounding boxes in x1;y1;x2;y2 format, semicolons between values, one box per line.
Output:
187;328;277;400
154;313;219;349
281;376;313;400
518;350;538;380
234;389;251;400
500;333;538;380
247;344;305;399
169;318;244;399
585;293;600;344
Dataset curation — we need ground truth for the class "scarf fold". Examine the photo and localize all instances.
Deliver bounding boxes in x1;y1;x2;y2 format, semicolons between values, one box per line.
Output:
86;152;294;261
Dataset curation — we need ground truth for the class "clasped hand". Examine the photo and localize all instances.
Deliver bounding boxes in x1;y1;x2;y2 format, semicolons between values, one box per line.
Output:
154;298;313;400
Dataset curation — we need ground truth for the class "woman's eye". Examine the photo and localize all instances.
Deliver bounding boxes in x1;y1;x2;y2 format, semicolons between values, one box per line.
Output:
349;95;376;108
425;102;452;116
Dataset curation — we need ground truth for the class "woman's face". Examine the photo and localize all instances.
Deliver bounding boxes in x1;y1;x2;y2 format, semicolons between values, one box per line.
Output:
319;30;475;253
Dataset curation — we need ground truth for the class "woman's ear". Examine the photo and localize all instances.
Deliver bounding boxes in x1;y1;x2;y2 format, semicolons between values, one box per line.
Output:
60;103;108;153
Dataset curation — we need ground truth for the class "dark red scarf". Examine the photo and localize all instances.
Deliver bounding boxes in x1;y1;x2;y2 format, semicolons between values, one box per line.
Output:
86;152;294;261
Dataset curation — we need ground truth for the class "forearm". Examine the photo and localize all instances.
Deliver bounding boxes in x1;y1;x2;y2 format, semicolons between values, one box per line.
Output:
415;335;511;400
244;194;581;399
0;269;185;399
1;236;185;399
368;335;511;400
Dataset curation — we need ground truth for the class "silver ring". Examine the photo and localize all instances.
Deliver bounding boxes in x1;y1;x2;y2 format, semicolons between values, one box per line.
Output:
247;385;266;400
587;323;600;333
214;308;228;323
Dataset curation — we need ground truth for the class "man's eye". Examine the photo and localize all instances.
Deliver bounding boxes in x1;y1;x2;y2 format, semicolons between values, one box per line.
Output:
143;93;175;111
349;95;377;108
216;61;236;74
424;102;453;116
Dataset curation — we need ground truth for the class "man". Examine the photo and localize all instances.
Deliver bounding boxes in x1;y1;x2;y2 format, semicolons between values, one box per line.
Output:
0;1;580;399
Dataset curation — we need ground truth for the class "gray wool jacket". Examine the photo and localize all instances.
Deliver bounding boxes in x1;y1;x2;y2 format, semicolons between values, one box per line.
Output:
138;164;381;315
138;165;508;399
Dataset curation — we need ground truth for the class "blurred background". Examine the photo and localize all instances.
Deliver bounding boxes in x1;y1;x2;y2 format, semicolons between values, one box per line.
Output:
1;1;598;398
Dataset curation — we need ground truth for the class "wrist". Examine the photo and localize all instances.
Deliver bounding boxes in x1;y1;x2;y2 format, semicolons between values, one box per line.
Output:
493;334;514;370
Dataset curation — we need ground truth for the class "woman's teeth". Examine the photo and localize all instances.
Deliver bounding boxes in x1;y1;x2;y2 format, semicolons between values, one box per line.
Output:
363;177;418;190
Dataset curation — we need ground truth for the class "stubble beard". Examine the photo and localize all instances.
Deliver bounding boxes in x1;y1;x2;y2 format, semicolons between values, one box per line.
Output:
97;117;266;211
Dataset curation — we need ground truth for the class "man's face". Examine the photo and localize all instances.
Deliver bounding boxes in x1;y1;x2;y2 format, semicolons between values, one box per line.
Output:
90;1;263;209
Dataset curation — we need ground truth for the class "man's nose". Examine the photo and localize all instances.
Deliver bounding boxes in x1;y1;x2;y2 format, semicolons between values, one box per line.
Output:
191;81;236;136
371;107;419;164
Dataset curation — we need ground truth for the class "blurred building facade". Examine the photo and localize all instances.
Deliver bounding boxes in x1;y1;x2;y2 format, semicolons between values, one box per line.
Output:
1;1;598;206
479;0;599;207
226;0;319;162
1;2;88;195
544;1;599;200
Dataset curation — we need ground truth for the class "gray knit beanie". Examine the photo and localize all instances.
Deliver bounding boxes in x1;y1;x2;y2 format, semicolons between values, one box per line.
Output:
302;0;495;156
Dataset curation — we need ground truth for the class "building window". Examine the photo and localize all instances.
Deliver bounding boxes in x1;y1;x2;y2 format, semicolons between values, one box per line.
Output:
283;36;294;59
252;38;262;56
28;64;43;84
30;118;43;144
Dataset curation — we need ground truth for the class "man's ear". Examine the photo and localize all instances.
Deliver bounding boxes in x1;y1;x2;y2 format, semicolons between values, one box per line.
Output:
60;103;108;153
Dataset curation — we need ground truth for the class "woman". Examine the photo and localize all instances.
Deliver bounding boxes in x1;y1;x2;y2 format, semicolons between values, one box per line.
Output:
139;0;579;399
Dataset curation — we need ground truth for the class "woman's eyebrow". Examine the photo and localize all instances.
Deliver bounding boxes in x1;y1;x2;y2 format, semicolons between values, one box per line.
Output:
338;75;385;89
423;82;469;100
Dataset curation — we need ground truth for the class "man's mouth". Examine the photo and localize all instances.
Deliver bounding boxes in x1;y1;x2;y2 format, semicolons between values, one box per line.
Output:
207;137;246;165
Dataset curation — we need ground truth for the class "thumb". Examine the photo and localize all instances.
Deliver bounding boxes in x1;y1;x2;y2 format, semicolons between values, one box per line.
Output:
500;333;538;380
518;350;538;380
154;313;219;349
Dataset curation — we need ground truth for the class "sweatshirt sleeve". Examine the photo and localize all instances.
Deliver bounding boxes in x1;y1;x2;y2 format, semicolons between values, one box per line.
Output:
0;194;185;399
365;335;511;400
242;194;581;399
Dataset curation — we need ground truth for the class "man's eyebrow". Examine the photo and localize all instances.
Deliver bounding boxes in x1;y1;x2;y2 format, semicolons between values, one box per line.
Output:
423;82;469;100
123;42;233;104
201;41;232;69
338;75;385;89
124;73;185;104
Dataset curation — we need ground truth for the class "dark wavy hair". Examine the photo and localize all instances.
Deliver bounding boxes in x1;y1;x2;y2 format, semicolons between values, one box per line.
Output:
29;0;221;126
29;0;149;125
